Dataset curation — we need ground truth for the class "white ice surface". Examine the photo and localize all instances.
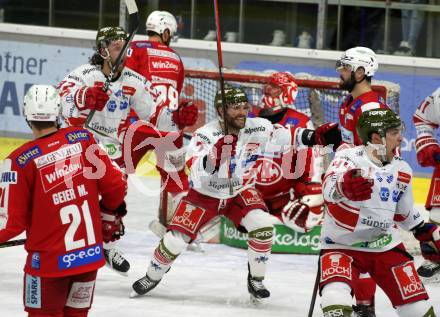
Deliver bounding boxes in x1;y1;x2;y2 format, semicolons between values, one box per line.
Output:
1;175;439;317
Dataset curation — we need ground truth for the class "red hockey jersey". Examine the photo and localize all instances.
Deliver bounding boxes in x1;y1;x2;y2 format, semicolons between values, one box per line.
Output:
339;90;388;146
0;127;127;277
126;40;185;131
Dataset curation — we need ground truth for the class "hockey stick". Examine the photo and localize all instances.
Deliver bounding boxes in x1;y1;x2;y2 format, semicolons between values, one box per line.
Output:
308;250;322;317
85;0;140;130
0;238;26;249
213;0;233;196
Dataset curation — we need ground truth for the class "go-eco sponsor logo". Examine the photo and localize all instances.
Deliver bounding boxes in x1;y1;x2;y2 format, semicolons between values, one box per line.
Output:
58;243;103;270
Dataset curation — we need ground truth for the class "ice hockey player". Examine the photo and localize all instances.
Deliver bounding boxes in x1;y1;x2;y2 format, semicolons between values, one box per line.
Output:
336;46;389;147
320;108;439;317
252;71;324;233
0;85;127;317
129;86;342;301
125;10;198;230
413;87;440;282
336;46;391;316
58;26;158;275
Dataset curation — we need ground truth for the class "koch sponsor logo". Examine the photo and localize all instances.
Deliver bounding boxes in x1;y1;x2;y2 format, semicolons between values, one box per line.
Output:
321;253;351;281
393;263;426;299
34;143;82;168
151;60;179;71
58;243;103;270
16;146;42;167
170;203;204;234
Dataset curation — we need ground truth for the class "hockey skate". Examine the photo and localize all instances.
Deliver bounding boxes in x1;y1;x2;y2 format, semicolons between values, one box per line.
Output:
247;265;270;304
104;248;130;276
352;303;376;317
130;274;161;297
417;259;440;283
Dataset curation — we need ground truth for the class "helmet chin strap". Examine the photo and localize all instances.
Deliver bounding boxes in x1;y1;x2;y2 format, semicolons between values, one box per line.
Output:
99;48;114;70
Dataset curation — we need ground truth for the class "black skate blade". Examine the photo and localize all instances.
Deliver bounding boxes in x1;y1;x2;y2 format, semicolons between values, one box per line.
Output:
420;274;440;284
105;262;129;277
249;294;268;306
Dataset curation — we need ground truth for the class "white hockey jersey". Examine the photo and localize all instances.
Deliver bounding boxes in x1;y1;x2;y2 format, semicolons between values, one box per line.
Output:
413;86;440;153
186;117;307;199
321;146;423;252
58;64;158;159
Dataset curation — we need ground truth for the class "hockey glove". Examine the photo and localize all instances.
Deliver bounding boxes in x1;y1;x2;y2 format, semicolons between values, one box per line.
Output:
281;195;324;233
336;168;373;201
413;222;440;262
206;135;238;172
172;99;198;130
74;86;109;111
314;122;342;152
100;201;127;243
416;143;440;167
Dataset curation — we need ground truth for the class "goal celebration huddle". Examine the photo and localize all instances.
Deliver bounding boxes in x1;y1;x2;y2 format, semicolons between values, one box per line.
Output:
1;9;440;317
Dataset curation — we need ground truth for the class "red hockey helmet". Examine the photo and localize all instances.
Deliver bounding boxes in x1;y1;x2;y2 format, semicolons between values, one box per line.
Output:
261;72;298;114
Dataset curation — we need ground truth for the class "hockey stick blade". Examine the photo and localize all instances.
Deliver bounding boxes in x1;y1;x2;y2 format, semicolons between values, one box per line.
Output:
0;238;26;249
85;0;140;130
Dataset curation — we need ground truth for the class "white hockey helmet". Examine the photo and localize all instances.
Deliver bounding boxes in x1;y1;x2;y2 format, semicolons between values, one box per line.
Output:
23;85;60;121
146;10;177;37
336;46;378;77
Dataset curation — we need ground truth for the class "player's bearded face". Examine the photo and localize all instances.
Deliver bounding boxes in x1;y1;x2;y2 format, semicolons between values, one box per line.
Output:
337;64;357;92
224;102;249;129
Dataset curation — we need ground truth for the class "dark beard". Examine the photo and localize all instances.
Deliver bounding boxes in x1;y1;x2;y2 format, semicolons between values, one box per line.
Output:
339;72;357;92
225;114;246;131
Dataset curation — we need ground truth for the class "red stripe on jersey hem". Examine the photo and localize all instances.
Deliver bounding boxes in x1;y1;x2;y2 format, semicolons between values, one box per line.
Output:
327;203;359;232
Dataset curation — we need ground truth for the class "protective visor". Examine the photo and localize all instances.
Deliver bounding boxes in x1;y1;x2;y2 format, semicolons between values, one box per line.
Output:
335;60;353;72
